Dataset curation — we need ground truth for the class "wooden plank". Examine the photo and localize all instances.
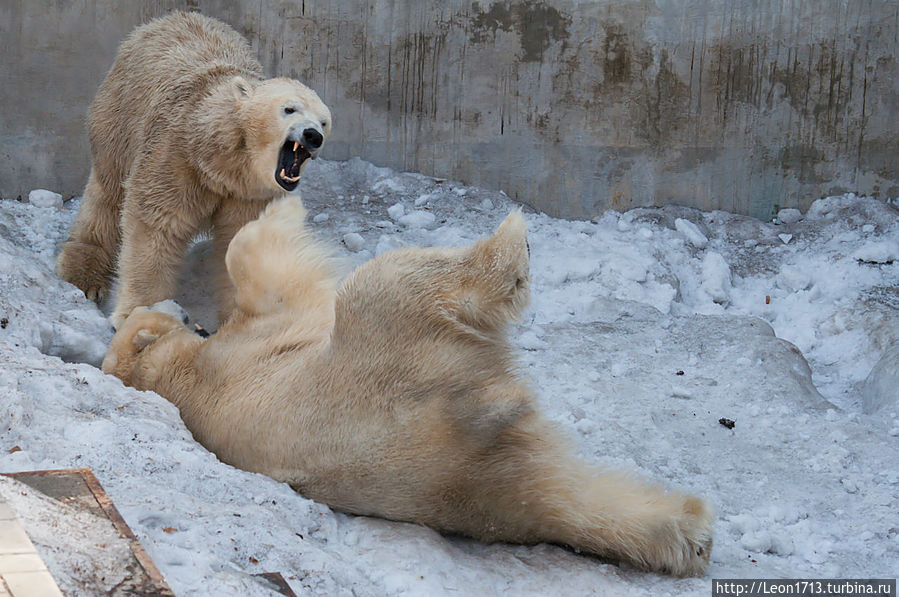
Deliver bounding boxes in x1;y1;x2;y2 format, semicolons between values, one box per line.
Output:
253;572;298;597
6;468;299;596
5;469;174;597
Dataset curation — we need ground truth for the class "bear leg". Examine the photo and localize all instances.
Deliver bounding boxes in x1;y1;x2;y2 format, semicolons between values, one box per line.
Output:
56;168;121;302
224;196;338;319
110;195;197;328
462;415;713;576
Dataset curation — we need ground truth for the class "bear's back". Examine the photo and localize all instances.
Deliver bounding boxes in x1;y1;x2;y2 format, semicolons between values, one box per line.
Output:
87;12;264;181
116;12;261;82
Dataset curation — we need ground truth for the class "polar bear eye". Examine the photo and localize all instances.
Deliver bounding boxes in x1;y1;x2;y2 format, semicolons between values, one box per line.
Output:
321;120;329;128
283;107;296;115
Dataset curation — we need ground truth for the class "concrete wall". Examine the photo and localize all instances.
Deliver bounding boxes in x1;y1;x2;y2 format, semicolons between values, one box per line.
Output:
2;1;897;220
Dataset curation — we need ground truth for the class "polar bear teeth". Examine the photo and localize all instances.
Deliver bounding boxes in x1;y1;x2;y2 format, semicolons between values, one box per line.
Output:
279;168;301;183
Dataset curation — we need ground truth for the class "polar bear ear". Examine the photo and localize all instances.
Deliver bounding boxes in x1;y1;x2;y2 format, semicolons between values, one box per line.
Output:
133;329;160;350
230;76;252;102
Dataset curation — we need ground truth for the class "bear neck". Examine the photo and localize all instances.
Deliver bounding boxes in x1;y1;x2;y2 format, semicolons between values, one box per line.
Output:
190;73;274;201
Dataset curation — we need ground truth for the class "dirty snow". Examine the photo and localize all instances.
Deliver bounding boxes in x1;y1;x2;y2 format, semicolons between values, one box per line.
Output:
0;157;897;596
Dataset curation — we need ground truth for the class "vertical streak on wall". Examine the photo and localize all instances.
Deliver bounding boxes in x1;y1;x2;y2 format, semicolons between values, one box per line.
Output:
359;1;367;163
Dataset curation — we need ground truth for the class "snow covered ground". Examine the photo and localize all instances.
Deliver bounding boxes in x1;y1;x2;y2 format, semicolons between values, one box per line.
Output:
0;157;897;596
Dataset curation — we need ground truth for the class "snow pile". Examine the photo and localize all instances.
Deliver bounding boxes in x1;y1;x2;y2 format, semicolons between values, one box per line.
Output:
1;159;898;595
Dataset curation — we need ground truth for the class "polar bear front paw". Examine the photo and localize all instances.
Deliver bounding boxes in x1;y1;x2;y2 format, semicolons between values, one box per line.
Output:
102;307;186;381
56;241;114;302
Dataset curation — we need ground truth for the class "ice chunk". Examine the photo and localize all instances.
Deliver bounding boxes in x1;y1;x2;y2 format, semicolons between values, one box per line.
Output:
853;240;899;264
343;232;365;252
777;208;803;224
674;218;708;248
150;299;190;324
861;343;899;413
476;198;494;211
387;203;405;220
700;252;732;305
414;193;435;207
372;177;406;194
840;478;858;494
28;189;63;208
398;210;436;229
41;323;109;367
517;330;548;350
375;234;406;256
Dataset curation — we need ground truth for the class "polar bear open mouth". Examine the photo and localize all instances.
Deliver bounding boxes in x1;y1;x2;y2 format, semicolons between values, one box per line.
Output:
276;140;311;191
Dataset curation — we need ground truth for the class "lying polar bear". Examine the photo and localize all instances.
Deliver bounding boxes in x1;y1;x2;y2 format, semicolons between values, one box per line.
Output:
103;198;713;576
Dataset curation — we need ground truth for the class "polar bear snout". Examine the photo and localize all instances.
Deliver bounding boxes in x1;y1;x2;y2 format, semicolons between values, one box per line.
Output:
299;128;323;151
275;125;326;191
285;124;325;154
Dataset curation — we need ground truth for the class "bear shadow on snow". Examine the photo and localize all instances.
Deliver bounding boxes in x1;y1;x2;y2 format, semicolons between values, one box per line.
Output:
103;197;714;577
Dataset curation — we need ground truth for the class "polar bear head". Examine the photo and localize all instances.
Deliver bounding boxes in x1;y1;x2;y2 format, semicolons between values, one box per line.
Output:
210;76;331;197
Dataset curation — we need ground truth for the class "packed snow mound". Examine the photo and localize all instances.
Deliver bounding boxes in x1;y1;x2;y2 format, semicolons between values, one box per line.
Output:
0;201;112;367
1;165;897;595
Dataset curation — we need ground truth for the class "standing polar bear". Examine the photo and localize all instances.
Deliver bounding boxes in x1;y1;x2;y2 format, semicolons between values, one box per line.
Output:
104;198;714;576
56;12;331;327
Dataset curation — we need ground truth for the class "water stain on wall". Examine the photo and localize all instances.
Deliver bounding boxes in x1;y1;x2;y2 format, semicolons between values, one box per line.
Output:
602;23;631;85
466;1;570;62
778;144;826;185
634;49;690;148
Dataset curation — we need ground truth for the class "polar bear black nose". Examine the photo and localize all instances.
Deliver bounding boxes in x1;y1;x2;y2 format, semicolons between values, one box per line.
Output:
302;128;323;150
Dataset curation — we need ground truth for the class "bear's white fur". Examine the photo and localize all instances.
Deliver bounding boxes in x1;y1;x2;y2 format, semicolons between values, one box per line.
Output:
103;198;714;576
56;12;331;328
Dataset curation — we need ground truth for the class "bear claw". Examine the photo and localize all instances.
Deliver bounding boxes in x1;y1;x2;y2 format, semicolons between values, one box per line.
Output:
56;241;113;303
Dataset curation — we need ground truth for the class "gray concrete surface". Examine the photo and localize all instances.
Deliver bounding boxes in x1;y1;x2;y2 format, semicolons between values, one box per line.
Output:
2;1;897;220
